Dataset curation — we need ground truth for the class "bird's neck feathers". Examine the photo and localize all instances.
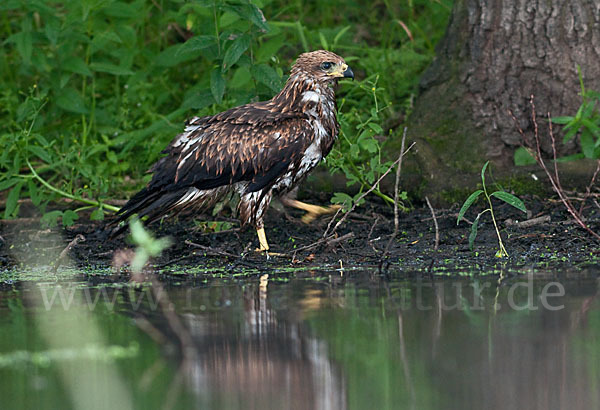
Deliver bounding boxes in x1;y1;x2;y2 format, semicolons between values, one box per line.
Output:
270;74;336;114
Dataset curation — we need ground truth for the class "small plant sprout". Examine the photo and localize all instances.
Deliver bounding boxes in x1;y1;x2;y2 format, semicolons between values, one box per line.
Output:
457;161;527;258
129;219;172;273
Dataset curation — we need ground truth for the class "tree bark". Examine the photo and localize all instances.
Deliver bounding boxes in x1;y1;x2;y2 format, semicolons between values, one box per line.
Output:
403;0;600;198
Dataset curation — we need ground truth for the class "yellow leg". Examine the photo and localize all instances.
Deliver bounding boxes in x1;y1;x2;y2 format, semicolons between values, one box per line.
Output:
256;227;269;252
281;198;342;224
255;228;285;257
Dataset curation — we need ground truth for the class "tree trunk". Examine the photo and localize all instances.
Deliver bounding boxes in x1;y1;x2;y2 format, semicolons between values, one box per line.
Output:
403;0;600;199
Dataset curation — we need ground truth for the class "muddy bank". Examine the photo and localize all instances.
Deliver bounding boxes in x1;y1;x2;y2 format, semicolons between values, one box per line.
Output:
1;195;599;277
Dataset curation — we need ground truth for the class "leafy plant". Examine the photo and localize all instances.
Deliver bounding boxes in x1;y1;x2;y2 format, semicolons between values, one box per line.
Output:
514;70;600;165
0;0;451;224
328;76;408;211
457;161;527;258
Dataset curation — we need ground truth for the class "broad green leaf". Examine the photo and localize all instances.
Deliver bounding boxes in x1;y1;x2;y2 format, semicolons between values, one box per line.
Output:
90;62;134;76
468;213;481;251
223;3;269;32
154;44;201;67
90;208;105;221
331;192;353;210
210;68;225;104
251;64;282;93
62;210;79;226
368;122;383;134
580;132;595;158
102;1;138;18
255;35;285;63
56;88;89;114
490;191;527;213
222;34;250;72
513;146;536;166
457;189;483;225
4;182;23;219
178;35;215;54
15;31;33;64
41;210;63;228
63;56;92;76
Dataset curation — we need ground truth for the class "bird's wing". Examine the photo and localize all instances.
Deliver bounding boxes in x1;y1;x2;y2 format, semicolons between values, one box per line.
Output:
150;102;312;194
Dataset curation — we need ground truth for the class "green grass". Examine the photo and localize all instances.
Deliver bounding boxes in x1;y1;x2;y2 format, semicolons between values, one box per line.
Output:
0;0;452;224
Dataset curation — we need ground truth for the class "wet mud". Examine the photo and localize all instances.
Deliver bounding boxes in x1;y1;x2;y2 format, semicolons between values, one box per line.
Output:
1;195;599;278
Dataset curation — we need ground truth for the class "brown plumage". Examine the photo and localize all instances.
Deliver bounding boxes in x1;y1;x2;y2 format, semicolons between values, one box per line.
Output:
111;50;354;251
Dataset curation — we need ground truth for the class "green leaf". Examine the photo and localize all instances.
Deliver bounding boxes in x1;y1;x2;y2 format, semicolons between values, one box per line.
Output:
62;210;79;226
90;208;105;221
4;182;23;218
28;180;40;206
89;62;134;76
368;122;383;134
178;35;215;54
27;146;52;163
513;147;536;166
480;161;489;187
56;88;89;114
41;210;63;228
102;1;138;18
468;213;481;251
551;116;574;125
154;44;201;67
457;190;483;225
222;34;250;72
63;56;92;77
490;191;527;213
251;64;282;93
210;68;225;104
14;31;33;65
0;178;19;191
331;192;352;210
223;3;269;32
555;153;585;163
580;132;595;158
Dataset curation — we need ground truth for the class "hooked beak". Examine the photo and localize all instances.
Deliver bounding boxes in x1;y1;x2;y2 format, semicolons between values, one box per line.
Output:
333;63;354;80
343;66;354;80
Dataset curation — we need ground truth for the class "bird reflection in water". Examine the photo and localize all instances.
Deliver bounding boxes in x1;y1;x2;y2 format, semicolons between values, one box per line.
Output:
132;274;346;410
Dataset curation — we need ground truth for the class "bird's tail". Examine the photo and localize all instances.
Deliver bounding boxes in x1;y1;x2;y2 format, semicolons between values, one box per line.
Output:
106;187;184;238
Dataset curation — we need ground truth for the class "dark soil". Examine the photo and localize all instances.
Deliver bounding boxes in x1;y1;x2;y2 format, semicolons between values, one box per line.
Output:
1;194;600;277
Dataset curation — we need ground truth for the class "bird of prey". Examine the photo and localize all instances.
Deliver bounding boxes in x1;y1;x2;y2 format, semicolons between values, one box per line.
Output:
111;50;354;253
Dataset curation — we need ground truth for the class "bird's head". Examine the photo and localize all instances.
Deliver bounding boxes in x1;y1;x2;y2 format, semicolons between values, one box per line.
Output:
290;50;354;85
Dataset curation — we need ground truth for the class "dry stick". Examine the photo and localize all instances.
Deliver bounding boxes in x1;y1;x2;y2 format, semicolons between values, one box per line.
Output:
380;129;408;265
509;97;600;241
326;141;416;241
52;234;85;273
425;196;439;251
579;159;600;215
291;232;355;253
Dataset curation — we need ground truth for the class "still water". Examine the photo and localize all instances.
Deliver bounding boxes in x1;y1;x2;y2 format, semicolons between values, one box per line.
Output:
1;270;599;410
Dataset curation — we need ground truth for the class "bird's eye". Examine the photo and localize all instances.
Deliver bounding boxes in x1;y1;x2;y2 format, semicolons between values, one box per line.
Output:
320;61;333;70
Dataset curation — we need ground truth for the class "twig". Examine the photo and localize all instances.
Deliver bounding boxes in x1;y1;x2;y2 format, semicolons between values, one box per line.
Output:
325;141;416;239
185;239;238;257
380;129;408;267
52;234;85;273
579;159;600;215
292;232;355;253
509;96;600;241
505;215;551;228
425;196;439;251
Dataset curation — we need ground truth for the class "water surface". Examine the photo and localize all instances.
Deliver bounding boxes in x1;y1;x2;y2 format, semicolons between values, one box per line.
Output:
1;270;599;410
